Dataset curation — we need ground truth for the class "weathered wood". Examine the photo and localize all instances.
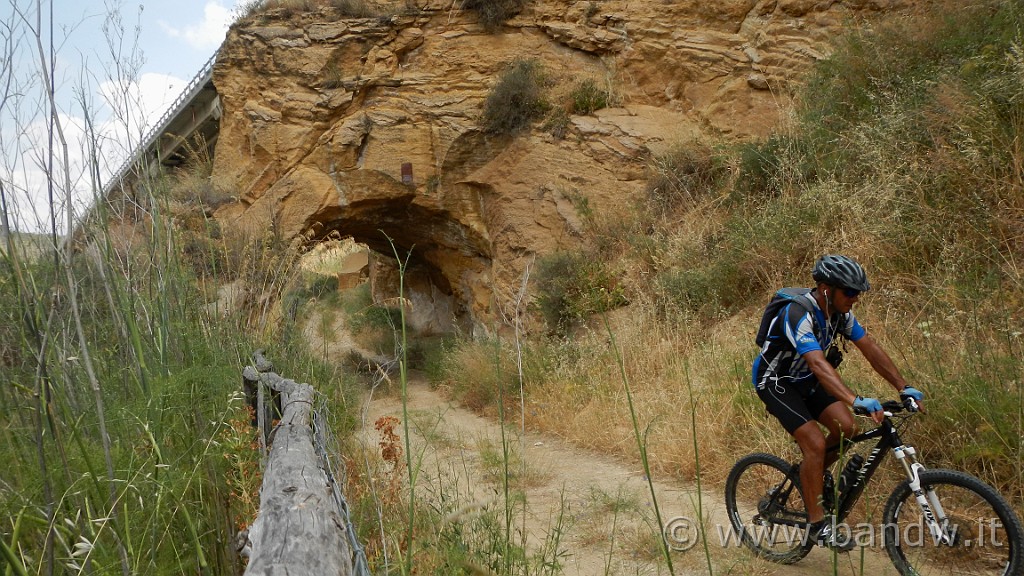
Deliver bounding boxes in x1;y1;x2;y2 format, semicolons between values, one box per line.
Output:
242;370;353;576
242;364;281;448
251;349;274;373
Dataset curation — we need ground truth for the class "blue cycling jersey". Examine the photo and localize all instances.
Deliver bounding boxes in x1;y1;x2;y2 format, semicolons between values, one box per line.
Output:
752;290;865;390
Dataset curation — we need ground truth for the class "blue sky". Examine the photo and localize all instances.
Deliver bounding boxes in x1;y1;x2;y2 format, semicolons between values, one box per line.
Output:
52;0;236;82
2;0;243;232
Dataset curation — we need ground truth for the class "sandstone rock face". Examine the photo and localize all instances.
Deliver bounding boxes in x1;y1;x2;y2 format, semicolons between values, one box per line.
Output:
211;0;915;332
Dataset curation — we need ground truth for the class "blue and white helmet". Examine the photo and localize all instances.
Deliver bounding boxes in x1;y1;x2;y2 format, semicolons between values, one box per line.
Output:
812;254;870;292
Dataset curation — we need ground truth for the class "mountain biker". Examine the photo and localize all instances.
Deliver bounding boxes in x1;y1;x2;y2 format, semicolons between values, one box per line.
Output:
752;254;925;551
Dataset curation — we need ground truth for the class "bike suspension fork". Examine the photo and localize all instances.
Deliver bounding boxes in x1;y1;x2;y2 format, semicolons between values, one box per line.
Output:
894;445;953;542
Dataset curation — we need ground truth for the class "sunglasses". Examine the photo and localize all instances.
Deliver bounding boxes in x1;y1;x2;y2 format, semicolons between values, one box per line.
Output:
841;287;861;298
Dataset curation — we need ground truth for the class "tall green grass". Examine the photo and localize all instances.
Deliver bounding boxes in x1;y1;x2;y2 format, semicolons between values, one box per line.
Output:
3;224;210;573
1;165;357;575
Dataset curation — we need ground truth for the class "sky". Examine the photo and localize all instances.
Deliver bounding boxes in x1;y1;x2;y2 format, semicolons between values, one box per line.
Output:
1;0;245;233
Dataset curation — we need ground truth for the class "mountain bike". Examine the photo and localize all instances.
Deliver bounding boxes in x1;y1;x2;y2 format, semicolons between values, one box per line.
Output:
724;398;1024;575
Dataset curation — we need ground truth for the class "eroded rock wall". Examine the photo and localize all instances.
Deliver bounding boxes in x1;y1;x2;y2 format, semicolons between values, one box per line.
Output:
211;0;917;331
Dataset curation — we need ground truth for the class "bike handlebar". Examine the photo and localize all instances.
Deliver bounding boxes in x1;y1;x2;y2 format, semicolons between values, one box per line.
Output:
853;397;919;416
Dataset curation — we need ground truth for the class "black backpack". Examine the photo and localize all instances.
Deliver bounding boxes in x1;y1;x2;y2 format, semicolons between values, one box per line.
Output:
755;287;846;367
755;288;814;347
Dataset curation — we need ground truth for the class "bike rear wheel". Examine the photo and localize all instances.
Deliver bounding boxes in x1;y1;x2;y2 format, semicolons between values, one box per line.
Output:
882;468;1024;576
724;452;814;564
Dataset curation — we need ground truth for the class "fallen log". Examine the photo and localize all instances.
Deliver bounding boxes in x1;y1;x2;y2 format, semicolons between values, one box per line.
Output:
240;363;353;576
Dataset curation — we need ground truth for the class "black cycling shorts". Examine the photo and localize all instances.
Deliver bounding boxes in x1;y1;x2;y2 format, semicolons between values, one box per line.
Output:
756;380;841;434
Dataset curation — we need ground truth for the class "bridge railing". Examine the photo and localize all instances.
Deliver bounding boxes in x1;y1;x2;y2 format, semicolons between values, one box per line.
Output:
240;351;371;576
101;52;218;197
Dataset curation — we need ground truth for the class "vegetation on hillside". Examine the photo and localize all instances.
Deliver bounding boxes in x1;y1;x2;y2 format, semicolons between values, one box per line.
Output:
237;0;530;25
481;59;550;135
462;0;529;31
439;0;1024;510
237;0;380;19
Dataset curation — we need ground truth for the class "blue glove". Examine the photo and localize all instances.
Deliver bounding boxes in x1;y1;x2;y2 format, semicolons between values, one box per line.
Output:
853;395;883;415
900;386;924;402
900;386;923;412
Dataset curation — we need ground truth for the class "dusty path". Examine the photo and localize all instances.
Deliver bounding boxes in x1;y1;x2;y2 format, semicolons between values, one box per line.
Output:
355;373;904;576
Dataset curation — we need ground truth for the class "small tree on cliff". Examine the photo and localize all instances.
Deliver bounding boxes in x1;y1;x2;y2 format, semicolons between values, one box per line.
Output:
481;59;548;135
462;0;528;32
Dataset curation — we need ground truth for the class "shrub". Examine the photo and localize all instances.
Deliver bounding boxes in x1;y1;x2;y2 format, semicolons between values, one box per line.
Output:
338;283;399;332
235;0;265;19
653;258;748;320
328;0;378;17
645;141;729;214
733;134;816;199
236;0;378;19
534;250;628;333
308;273;340;297
569;78;611;115
425;174;440;194
462;0;528;32
481;59;549;135
180;229;231;278
542;107;570;139
265;0;317;17
322;61;345;89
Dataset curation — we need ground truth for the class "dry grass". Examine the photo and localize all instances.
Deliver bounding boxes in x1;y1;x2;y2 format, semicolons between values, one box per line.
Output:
476;437;551;490
437;304;799;489
441;275;1024;507
245;0;379;18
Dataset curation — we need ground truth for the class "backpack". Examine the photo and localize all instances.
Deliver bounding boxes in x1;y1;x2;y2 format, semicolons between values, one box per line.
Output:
755;288;814;347
755;287;846;367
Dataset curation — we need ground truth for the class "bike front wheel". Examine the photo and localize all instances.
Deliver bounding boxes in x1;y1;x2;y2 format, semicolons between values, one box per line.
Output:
882;468;1024;576
724;452;814;564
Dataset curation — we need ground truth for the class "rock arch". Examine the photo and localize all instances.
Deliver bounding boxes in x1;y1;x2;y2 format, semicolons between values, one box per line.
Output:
303;178;494;334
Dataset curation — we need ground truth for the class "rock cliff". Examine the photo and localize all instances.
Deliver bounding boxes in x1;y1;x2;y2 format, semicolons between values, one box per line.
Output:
211;0;916;332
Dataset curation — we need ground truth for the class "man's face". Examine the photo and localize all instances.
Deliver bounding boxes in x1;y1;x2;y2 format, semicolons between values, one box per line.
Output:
830;285;860;314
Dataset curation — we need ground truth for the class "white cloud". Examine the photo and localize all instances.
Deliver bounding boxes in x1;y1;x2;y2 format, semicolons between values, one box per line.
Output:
2;72;190;233
3;111;92;233
98;72;188;154
160;1;235;51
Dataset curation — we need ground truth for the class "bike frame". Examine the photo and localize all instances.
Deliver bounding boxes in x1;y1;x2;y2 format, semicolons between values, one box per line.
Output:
827;413;901;521
762;403;955;544
825;408;953;544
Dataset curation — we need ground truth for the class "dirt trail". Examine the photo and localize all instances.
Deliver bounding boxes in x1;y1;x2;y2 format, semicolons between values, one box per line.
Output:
355;373;903;576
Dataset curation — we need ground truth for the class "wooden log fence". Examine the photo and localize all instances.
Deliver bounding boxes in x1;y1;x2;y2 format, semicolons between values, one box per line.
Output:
239;351;367;576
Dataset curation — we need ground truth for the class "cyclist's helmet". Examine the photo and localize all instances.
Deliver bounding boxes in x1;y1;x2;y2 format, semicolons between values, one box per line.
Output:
811;254;870;292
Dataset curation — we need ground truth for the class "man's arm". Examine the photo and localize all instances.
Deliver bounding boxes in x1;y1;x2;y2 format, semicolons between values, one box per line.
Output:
804;350;858;405
805;349;889;423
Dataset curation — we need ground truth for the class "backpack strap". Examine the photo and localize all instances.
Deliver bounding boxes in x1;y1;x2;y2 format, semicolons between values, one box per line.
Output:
758;287;848;368
775;287;814;313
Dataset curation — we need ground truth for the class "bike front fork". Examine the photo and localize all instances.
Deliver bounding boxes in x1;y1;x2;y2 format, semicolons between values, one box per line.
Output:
894;444;955;543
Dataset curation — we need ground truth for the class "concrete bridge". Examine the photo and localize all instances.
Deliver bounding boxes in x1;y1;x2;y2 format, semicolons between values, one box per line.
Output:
101;53;221;200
